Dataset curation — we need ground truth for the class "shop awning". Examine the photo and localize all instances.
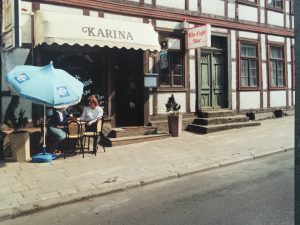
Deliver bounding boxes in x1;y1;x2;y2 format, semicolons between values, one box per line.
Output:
34;10;161;52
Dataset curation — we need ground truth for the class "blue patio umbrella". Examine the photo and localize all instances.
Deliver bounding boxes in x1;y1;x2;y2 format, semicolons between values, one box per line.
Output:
5;61;84;162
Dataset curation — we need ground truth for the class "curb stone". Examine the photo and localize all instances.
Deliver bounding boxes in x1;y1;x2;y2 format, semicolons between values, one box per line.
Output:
251;147;293;159
0;147;294;222
218;154;254;167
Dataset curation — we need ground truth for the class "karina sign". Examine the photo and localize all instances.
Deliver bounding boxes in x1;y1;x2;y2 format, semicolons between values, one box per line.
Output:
187;24;211;49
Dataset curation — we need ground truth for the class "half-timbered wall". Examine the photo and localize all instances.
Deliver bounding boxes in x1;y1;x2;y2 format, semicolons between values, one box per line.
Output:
1;0;295;123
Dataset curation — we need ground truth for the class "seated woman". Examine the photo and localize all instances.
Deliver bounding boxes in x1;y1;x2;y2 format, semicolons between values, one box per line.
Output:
47;108;68;151
80;95;103;132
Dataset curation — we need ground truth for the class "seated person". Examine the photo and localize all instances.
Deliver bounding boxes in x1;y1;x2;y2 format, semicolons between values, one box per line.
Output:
80;95;103;132
47;108;68;151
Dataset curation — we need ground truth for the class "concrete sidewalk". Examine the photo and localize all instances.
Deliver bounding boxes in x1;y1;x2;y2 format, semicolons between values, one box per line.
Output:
0;116;294;221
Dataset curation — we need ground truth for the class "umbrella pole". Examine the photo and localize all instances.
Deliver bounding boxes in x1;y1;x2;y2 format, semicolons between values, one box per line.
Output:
43;105;46;154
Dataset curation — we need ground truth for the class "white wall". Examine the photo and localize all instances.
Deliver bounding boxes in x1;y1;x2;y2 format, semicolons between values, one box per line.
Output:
287;64;292;89
238;5;258;23
232;92;237;110
156;0;185;10
40;4;82;14
270;91;286;107
267;11;284;27
262;63;268;89
156;20;182;30
260;9;265;24
157;93;186;114
286;38;291;62
263;92;268;108
189;0;198;11
240;92;260;110
189;50;196;90
230;30;236;91
149;94;153;115
201;0;224;17
228;3;235;19
190;93;196;112
18;1;33;44
268;35;284;43
211;27;228;34
293;91;295;105
261;34;267;61
289;91;292;107
239;31;258;40
104;13;143;23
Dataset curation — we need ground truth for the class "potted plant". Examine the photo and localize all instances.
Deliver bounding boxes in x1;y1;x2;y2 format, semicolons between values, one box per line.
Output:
4;96;30;161
166;94;182;137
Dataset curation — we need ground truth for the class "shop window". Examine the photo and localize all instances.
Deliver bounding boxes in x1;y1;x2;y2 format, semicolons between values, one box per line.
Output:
269;45;285;88
158;36;184;87
267;0;283;10
240;43;259;88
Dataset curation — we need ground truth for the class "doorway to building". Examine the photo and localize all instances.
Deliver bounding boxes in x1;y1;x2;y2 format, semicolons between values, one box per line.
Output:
198;36;228;109
111;48;144;127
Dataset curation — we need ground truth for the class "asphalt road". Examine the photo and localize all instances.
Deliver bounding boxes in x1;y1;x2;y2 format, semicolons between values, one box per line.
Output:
2;151;293;225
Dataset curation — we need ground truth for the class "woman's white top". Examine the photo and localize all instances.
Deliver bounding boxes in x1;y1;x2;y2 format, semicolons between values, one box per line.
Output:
80;106;103;122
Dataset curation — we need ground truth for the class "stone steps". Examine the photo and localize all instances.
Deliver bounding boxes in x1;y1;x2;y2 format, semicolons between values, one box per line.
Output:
106;133;171;147
109;126;157;138
187;109;261;134
198;110;236;118
187;121;261;134
193;115;249;125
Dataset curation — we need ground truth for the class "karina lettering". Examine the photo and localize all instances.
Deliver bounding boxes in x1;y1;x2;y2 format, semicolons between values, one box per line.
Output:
82;27;134;40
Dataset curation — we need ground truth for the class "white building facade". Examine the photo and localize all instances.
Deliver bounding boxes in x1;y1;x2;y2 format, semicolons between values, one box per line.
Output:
1;0;294;127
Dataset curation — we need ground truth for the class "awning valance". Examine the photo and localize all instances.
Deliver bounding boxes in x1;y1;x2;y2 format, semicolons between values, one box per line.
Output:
34;10;161;52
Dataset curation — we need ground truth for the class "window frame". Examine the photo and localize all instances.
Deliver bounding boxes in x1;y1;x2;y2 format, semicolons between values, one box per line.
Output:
290;0;294;15
238;39;261;91
157;33;185;90
268;43;287;90
265;0;284;12
237;0;258;6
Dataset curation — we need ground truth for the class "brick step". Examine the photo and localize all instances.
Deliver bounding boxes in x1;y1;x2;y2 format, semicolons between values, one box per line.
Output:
106;133;171;147
199;110;236;118
193;115;249;125
109;126;157;138
187;121;261;134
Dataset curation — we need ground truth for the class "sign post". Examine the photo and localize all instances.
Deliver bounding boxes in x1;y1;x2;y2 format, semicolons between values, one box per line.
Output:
187;24;211;50
144;73;158;91
186;24;211;112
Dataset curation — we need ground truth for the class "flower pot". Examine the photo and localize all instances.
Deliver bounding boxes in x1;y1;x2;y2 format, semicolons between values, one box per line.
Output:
167;114;182;137
8;131;31;162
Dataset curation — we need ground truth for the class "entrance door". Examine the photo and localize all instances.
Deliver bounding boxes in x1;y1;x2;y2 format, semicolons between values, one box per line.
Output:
112;49;144;127
200;51;226;108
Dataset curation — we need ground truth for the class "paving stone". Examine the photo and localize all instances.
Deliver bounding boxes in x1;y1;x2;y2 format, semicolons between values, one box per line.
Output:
0;200;19;211
0;116;294;221
75;183;97;192
0;192;23;202
12;184;30;193
17;195;41;205
58;188;78;196
21;188;44;198
39;191;61;201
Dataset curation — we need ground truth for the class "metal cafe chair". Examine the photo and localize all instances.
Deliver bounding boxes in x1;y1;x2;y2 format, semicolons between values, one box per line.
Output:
65;120;84;159
82;117;105;156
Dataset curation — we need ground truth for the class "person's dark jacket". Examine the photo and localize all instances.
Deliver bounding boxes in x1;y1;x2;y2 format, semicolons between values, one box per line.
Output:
47;110;68;128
